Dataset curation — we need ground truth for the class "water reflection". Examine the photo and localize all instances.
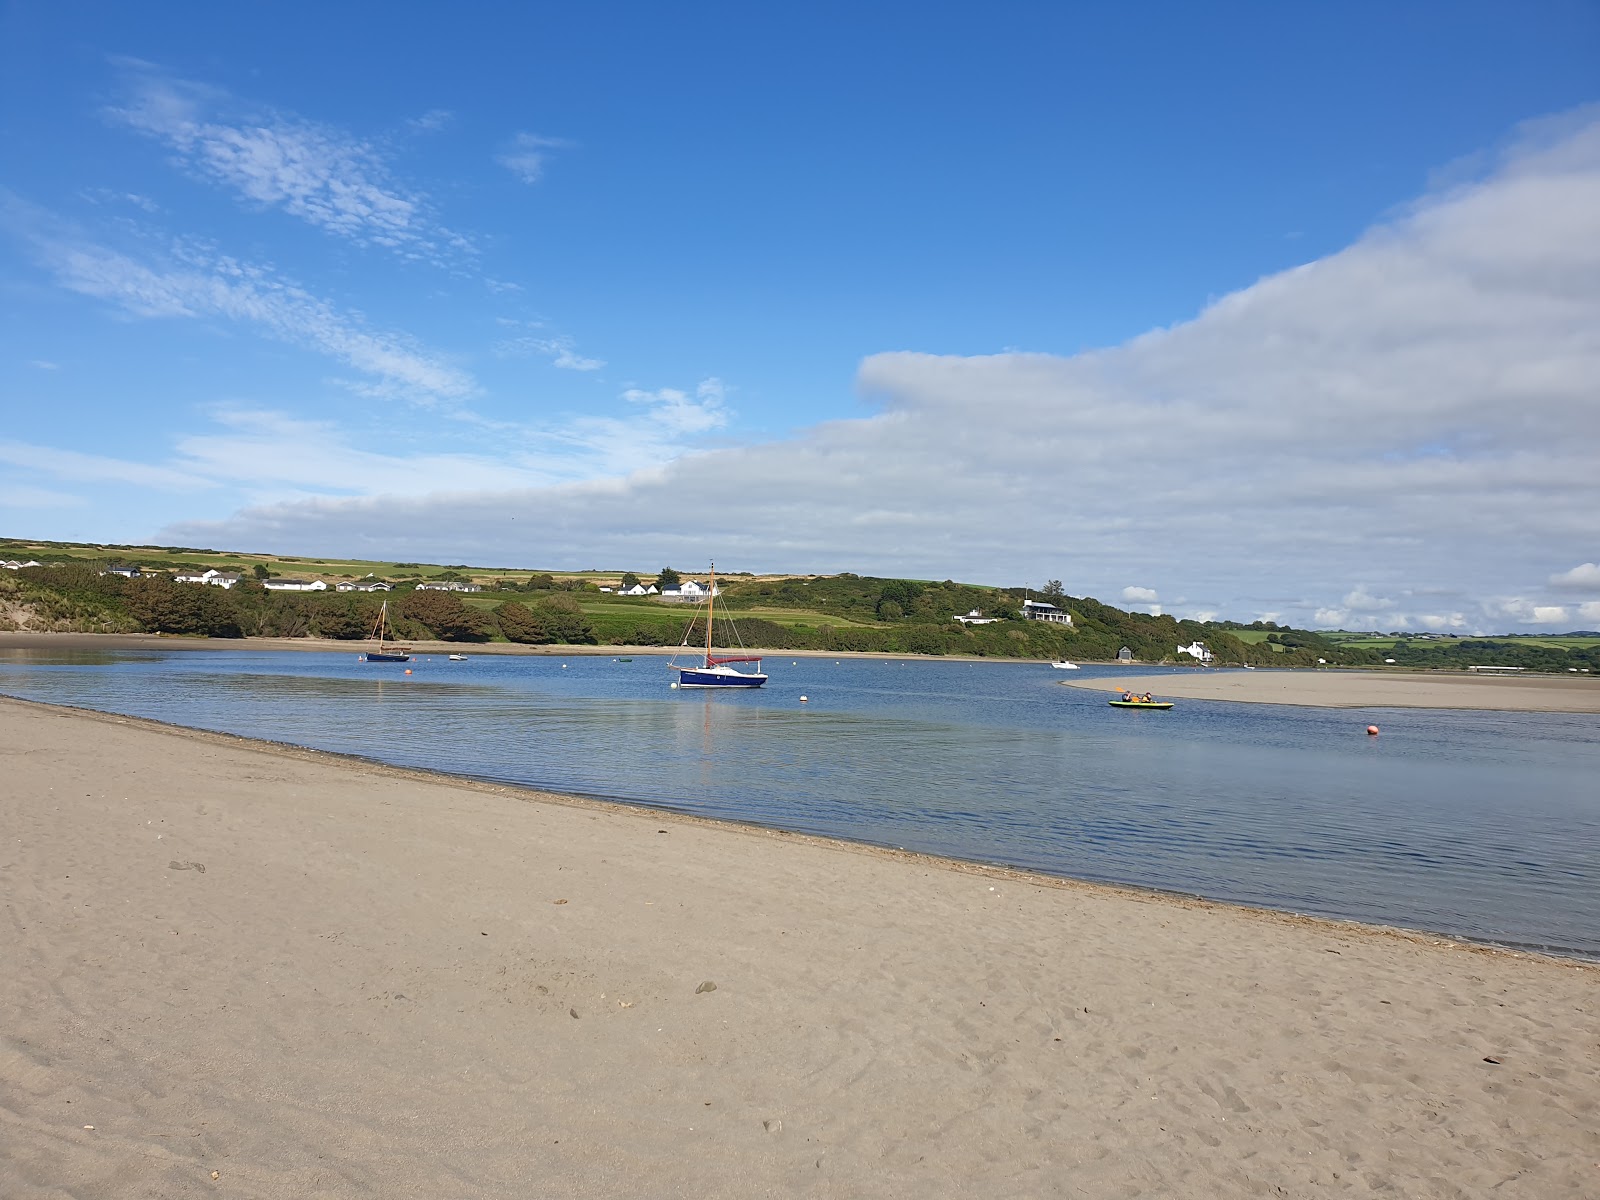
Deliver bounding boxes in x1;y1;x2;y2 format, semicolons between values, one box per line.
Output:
3;648;1598;959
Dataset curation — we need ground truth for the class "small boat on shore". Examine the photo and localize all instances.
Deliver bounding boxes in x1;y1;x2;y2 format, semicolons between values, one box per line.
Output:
362;601;412;663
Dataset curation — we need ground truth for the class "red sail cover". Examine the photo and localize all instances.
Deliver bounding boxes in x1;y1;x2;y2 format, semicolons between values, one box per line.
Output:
707;655;763;665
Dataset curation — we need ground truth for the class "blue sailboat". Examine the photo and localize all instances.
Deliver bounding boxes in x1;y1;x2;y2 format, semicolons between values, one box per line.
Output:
672;563;767;688
362;600;413;663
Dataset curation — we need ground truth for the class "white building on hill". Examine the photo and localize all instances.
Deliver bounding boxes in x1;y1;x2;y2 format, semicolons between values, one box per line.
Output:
263;578;327;592
1021;599;1072;625
174;569;244;589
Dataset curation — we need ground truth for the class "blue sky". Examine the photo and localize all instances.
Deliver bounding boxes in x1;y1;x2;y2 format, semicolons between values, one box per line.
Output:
3;2;1599;630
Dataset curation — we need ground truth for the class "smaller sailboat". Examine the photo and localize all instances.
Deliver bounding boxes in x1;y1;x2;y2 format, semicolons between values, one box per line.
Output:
362;600;413;663
671;562;767;688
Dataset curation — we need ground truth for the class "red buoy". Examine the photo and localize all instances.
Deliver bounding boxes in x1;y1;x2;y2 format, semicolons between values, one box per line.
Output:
1366;725;1379;736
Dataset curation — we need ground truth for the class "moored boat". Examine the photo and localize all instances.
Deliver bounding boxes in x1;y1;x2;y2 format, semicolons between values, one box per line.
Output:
671;562;767;688
362;600;412;663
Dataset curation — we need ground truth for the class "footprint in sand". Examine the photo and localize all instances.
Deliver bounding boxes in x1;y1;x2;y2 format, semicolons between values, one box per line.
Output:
167;860;206;873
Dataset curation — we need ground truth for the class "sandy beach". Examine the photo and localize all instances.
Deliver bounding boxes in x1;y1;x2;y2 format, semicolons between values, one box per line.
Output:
1069;669;1600;713
2;697;1597;1198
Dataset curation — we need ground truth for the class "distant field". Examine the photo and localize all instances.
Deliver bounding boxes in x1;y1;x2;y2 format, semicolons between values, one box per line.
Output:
0;539;792;589
1323;633;1600;651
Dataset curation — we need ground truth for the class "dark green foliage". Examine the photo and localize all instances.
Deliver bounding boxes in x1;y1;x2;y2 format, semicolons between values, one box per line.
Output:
495;600;548;644
655;566;681;590
400;589;494;641
620;572;640;590
309;597;378;640
532;595;597;644
123;576;241;637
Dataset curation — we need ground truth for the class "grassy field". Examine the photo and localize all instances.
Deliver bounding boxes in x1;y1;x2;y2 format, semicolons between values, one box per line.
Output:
1322;632;1600;650
0;538;785;590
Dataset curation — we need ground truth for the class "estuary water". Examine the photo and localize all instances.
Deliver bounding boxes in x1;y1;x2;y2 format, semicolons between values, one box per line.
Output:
4;646;1599;959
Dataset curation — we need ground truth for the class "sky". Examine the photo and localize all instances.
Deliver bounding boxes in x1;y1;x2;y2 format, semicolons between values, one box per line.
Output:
2;1;1598;631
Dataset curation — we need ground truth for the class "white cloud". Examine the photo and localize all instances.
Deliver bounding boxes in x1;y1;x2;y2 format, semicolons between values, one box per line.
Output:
106;63;471;263
1121;586;1159;603
1342;589;1396;612
113;108;1600;625
1486;597;1573;625
28;360;59;370
1549;562;1600;590
496;133;569;184
1313;608;1348;627
1577;601;1600;622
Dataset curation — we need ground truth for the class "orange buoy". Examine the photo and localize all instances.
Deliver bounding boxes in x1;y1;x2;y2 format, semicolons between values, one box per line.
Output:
405;669;413;675
1366;725;1379;736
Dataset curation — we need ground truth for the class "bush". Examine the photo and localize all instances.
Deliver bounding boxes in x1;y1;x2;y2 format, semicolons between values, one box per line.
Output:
401;590;494;641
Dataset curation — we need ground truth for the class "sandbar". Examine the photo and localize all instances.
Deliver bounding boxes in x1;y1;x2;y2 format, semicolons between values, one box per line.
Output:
1069;668;1600;713
2;696;1596;1198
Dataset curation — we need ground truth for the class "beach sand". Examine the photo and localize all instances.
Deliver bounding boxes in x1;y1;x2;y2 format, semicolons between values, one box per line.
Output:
2;697;1596;1198
1069;669;1600;713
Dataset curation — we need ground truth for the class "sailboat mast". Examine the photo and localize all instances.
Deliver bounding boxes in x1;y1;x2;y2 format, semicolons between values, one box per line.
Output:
704;561;716;666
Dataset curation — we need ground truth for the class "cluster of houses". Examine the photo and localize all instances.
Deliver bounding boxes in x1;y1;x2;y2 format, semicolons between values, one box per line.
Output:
605;579;717;601
1;559;44;570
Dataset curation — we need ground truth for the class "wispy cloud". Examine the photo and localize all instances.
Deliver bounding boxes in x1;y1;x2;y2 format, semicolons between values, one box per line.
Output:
3;196;476;404
0;439;204;490
496;327;604;371
105;61;472;264
496;132;569;184
28;360;59;370
407;109;454;134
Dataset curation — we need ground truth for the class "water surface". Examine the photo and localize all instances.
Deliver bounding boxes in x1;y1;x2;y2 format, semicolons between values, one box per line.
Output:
4;647;1598;959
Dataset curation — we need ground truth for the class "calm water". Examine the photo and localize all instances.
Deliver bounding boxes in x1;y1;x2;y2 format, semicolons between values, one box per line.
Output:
4;647;1599;959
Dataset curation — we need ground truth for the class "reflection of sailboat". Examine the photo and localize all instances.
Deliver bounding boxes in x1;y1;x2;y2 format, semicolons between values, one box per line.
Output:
671;562;767;688
363;600;413;663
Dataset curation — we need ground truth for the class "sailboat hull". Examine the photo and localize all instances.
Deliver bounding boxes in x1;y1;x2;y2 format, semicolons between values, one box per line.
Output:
363;651;413;663
677;665;767;688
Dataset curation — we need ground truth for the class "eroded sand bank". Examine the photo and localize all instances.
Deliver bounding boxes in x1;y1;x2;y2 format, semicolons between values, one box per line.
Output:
1068;669;1600;713
2;697;1596;1198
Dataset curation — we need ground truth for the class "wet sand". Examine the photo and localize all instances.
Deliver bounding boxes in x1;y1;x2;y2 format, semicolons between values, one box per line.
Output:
2;696;1596;1198
1068;669;1600;713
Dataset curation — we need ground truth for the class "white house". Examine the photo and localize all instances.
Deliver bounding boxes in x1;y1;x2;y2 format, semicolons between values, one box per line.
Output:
659;580;719;602
263;578;327;592
1177;640;1213;662
415;581;481;593
174;568;243;589
621;583;651;596
1021;599;1072;625
104;565;141;578
336;580;392;592
1;560;42;570
953;609;999;626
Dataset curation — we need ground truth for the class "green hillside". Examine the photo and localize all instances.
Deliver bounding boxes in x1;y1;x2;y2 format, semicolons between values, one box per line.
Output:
4;537;1598;672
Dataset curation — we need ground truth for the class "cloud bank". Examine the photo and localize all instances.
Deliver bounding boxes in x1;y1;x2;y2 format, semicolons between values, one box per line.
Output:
164;110;1600;627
